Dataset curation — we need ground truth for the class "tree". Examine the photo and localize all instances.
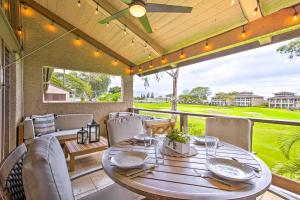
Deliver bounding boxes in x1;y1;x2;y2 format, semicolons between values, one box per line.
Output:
151;92;154;98
109;86;121;94
277;39;300;59
97;93;121;102
65;73;92;101
189;86;211;103
146;92;150;98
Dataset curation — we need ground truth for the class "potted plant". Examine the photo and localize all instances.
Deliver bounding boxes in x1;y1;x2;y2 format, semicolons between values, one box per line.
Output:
166;129;191;154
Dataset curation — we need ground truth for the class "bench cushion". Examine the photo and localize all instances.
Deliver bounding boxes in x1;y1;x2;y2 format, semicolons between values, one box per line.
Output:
23;135;74;200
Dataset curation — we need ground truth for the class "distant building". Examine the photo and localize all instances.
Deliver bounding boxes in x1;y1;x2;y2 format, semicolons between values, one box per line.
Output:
211;92;264;107
44;84;70;102
234;92;264;107
268;92;300;109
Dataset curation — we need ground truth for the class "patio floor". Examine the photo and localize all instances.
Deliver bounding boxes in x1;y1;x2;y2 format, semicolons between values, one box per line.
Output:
67;151;283;200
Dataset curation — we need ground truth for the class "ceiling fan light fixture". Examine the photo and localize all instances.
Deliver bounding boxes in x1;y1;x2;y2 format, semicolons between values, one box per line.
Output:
130;3;146;18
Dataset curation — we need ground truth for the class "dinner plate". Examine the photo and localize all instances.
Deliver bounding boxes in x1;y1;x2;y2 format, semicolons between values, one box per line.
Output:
193;136;206;145
134;134;152;142
111;151;148;169
206;158;256;182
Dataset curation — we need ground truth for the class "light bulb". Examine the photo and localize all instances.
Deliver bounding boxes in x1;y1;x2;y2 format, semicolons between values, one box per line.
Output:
131;39;135;46
205;41;209;50
253;7;258;17
149;63;153;68
77;0;81;7
17;26;22;35
294;13;298;22
242;30;246;38
95;7;98;15
148;53;151;59
179;50;185;59
106;22;109;27
138;67;142;72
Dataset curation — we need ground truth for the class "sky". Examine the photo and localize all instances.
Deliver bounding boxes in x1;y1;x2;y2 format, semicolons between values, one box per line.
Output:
133;39;300;99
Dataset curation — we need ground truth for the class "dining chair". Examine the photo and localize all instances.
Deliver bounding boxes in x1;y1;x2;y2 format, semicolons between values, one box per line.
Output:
106;116;144;146
144;119;175;135
21;135;144;200
205;116;253;151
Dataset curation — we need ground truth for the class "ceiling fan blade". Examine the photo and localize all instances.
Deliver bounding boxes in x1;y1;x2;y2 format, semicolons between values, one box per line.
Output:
139;15;153;33
99;8;130;24
120;0;132;4
145;3;193;13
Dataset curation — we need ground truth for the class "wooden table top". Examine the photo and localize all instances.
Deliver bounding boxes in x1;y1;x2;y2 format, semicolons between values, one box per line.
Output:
65;137;108;155
102;140;272;200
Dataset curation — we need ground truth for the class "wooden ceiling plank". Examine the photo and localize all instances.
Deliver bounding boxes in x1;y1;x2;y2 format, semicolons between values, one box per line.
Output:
89;0;165;56
133;4;300;75
22;0;135;67
238;0;262;21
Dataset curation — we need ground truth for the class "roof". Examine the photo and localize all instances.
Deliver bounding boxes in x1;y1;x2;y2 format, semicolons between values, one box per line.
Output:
22;0;300;75
45;84;70;94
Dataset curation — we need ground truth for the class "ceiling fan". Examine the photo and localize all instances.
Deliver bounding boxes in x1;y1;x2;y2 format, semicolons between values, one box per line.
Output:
99;0;193;33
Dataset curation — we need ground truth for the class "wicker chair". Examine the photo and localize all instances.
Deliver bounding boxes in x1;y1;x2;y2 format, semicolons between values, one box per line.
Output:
144;119;175;135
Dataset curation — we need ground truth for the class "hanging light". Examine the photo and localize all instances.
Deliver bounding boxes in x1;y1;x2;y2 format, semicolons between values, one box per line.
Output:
106;22;110;27
179;49;185;59
138;66;142;72
241;26;246;38
131;39;135;46
161;56;167;64
77;0;81;7
94;49;101;57
205;40;209;50
17;25;23;35
293;7;298;22
148;53;151;59
253;7;258;17
95;4;99;14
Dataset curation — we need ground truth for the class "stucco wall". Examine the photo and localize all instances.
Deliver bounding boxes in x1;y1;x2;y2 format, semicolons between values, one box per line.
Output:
22;8;133;136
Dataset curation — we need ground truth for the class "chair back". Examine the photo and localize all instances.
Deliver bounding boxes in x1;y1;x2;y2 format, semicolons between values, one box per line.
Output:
205;116;253;151
107;116;143;146
144;119;175;135
0;144;27;200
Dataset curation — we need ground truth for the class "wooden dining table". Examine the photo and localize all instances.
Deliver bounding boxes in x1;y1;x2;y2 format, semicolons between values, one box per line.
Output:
102;139;272;200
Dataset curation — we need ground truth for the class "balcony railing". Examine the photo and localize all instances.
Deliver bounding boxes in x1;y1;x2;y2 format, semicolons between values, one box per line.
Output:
129;107;300;196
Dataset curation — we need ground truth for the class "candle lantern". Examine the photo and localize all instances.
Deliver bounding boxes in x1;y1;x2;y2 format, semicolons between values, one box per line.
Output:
87;120;100;143
77;127;88;144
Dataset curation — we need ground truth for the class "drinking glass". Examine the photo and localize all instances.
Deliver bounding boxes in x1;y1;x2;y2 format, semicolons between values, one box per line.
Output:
205;136;219;161
154;136;165;164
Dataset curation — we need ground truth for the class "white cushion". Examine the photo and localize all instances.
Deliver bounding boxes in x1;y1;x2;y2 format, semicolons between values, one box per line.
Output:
205;117;252;151
22;135;74;200
31;114;55;136
55;114;93;130
107;116;143;145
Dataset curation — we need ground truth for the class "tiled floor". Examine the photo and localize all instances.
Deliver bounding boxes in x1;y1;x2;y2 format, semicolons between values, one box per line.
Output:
67;151;284;200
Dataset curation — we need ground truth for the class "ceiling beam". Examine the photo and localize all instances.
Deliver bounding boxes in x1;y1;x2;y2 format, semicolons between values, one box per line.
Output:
22;0;135;67
238;0;262;22
89;0;164;56
133;4;300;75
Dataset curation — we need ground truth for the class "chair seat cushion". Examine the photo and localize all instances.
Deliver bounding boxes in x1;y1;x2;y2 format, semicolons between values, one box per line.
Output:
22;135;74;200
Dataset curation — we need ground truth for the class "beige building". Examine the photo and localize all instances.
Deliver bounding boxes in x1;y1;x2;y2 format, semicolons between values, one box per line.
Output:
268;92;300;109
211;92;264;107
44;84;70;102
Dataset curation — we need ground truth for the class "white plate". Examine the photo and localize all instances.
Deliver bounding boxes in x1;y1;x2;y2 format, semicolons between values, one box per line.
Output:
206;158;256;182
134;134;152;142
193;136;206;145
111;151;148;169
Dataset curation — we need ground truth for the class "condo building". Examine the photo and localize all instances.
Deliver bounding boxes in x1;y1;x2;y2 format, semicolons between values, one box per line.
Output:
211;92;264;107
268;92;300;109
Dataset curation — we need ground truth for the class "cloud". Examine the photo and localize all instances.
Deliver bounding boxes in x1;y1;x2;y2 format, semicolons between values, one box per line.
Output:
134;39;300;98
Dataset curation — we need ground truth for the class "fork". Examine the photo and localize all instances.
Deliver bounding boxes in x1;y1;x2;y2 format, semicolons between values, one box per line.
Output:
193;169;233;187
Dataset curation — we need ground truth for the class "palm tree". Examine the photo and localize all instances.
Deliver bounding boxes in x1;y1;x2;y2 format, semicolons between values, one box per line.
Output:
272;130;300;180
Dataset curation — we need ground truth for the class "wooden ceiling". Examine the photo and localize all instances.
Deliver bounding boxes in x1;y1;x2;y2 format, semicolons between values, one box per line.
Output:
22;0;300;73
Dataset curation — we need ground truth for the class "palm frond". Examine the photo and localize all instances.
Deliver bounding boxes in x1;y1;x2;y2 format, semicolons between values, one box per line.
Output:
278;129;300;159
272;160;300;180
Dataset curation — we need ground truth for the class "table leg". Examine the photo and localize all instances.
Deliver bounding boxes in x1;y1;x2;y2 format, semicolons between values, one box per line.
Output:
69;155;75;171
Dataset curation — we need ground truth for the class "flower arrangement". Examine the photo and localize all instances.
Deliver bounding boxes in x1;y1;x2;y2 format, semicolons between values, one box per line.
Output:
166;129;191;154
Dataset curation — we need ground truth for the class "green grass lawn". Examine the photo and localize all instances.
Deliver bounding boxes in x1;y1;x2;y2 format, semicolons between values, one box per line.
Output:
134;102;300;179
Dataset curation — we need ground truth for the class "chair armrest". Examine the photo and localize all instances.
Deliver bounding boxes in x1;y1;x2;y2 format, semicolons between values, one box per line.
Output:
23;118;35;140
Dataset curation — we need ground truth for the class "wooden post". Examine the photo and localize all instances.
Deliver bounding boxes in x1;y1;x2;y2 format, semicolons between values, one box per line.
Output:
180;114;188;132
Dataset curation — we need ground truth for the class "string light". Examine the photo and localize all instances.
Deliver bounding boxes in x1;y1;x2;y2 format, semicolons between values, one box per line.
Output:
138;67;142;72
149;61;153;68
17;26;22;35
161;56;167;64
77;0;81;7
95;4;99;15
123;26;127;35
179;49;185;59
253;7;258;17
106;22;110;27
23;4;29;15
241;26;246;38
293;7;298;22
148;53;151;59
205;40;209;50
94;49;101;57
131;39;135;46
112;59;119;66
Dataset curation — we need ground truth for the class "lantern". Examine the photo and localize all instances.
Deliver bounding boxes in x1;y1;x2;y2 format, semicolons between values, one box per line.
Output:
87;120;100;143
77;127;88;144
